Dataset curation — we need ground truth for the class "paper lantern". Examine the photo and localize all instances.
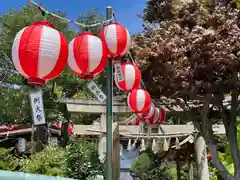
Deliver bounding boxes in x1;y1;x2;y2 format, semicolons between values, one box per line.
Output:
12;21;68;86
68;32;107;79
127;88;151;113
137;103;155;119
158;108;167;124
68;123;73;134
115;62;141;91
207;154;212;159
55;121;73;134
127;117;140;125
146;108;160;124
100;22;131;59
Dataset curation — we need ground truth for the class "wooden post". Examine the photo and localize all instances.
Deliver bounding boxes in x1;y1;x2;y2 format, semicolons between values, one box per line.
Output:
113;123;120;180
176;152;181;180
188;158;194;180
29;88;48;152
176;162;181;180
99;113;107;163
195;136;209;180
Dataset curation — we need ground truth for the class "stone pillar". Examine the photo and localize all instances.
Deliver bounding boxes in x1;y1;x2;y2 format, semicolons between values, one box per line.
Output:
195;136;209;180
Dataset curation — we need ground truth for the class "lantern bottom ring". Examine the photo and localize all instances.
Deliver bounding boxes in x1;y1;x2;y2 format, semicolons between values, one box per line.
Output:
28;77;45;87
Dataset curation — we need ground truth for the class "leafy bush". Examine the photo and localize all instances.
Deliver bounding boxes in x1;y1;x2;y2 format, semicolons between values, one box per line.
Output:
131;150;173;180
63;139;104;179
140;167;173;180
131;152;152;174
20;145;65;177
0;139;103;179
0;148;20;171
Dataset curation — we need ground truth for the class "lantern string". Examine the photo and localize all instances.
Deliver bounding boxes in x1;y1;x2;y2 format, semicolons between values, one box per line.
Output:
28;0;113;28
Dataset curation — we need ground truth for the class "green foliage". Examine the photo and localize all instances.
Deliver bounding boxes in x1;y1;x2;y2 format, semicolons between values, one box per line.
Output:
77;8;104;35
131;152;152;174
209;124;240;179
20;145;65;176
140;167;173;180
0;4;105;125
63;139;103;179
131;151;173;180
0;139;103;179
0;148;19;171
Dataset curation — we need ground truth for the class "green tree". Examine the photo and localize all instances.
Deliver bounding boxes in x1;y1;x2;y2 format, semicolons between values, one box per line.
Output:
132;0;240;179
0;4;107;125
0;5;77;124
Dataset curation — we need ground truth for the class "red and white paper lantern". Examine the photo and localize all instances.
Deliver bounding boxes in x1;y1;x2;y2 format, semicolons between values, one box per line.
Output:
100;22;131;59
12;21;68;86
146;108;160;124
127;88;151;113
68;32;108;79
146;108;167;125
137;103;155;119
115;62;141;91
157;108;167;124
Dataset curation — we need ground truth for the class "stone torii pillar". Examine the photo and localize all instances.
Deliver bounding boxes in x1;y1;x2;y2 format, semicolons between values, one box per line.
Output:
195;136;209;180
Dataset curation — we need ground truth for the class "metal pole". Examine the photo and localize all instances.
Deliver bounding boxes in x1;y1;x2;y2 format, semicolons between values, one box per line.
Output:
106;6;113;180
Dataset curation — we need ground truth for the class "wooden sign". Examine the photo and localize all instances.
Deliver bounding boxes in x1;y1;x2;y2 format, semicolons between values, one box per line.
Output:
114;62;124;82
87;81;107;103
29;89;46;125
17;138;26;153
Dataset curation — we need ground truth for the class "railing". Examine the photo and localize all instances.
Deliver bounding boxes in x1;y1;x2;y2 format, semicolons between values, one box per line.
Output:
0;171;75;180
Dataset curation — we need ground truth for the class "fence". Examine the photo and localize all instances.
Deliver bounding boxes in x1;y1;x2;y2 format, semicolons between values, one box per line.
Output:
0;171;75;180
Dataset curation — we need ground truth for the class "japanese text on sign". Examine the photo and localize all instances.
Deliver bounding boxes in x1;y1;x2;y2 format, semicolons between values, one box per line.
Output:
114;63;124;82
29;89;46;125
87;81;107;103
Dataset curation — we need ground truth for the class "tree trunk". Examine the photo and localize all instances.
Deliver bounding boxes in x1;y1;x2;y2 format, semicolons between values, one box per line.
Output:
198;95;234;180
208;143;234;180
223;88;240;178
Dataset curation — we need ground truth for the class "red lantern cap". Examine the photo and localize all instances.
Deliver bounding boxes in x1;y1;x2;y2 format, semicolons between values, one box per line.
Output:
28;77;46;87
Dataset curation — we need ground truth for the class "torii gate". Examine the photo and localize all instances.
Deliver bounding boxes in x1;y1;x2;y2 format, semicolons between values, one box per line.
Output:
62;98;226;180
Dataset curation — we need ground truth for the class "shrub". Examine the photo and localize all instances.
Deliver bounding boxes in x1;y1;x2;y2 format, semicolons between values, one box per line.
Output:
0;148;20;171
63;139;104;179
20;145;65;177
131;150;173;180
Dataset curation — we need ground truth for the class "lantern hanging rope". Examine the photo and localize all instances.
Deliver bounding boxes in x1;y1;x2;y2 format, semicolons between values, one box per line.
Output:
28;0;113;28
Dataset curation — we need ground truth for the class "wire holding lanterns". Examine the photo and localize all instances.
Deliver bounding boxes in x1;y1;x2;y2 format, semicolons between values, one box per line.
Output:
16;0;171;179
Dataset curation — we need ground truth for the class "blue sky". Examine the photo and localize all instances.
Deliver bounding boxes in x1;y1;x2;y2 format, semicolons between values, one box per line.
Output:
0;0;146;34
